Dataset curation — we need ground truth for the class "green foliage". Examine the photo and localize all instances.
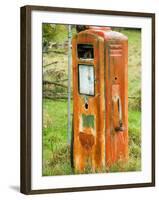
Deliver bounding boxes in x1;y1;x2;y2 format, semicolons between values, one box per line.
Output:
43;24;55;43
42;99;73;176
42;24;68;51
119;28;141;111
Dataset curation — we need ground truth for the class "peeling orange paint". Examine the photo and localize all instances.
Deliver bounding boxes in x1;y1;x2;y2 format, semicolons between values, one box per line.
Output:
72;27;128;172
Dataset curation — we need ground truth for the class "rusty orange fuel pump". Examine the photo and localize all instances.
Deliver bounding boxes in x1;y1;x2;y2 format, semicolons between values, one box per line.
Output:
72;26;128;172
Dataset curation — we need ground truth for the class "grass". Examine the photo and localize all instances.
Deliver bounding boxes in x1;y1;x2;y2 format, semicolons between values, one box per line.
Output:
42;99;73;175
122;29;141;111
42;99;141;175
109;110;141;172
42;27;141;176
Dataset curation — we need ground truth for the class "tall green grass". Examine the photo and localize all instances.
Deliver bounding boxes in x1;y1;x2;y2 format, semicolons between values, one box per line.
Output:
42;100;141;175
42;99;72;176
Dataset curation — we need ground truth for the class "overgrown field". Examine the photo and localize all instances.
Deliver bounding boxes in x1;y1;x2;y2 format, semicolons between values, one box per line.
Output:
42;26;141;176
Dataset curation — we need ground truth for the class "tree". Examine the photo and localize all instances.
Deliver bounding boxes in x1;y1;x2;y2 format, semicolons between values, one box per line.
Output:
43;24;56;51
42;24;68;51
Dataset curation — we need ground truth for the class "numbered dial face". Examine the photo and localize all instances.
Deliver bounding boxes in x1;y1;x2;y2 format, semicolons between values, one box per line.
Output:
78;65;94;96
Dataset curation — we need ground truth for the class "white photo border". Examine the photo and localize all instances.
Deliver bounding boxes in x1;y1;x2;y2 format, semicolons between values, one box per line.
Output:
20;6;155;194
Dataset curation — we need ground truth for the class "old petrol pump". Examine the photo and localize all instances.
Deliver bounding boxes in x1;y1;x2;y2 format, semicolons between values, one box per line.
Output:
72;26;128;172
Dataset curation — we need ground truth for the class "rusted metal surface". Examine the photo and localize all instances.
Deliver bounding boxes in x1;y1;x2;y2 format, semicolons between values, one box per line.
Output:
105;33;128;166
72;26;128;172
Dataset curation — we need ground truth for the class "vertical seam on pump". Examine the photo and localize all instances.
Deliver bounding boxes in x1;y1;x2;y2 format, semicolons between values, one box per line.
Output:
108;44;112;138
104;41;106;165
